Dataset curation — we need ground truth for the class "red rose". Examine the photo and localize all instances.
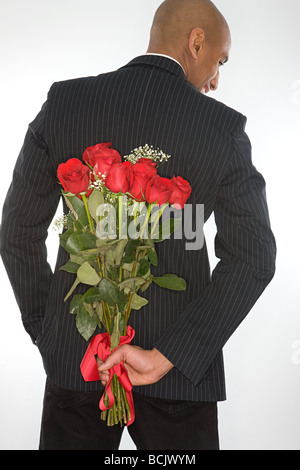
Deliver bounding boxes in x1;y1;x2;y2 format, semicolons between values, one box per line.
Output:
57;158;91;196
135;158;156;165
128;160;157;201
145;175;173;206
169;176;192;208
105;161;133;193
83;142;122;176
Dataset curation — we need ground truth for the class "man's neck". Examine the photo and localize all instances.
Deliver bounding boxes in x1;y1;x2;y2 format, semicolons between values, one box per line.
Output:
145;52;186;76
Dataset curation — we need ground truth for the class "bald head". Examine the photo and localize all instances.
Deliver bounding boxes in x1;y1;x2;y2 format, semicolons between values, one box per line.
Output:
147;0;231;93
148;0;229;50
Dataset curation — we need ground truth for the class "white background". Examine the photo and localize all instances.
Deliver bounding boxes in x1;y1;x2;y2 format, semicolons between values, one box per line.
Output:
0;0;299;450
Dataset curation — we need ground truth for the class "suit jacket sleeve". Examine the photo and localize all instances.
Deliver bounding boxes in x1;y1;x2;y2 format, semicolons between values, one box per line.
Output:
153;118;277;388
0;93;60;343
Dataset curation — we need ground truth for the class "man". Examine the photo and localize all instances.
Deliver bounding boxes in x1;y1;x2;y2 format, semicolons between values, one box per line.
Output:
0;0;276;450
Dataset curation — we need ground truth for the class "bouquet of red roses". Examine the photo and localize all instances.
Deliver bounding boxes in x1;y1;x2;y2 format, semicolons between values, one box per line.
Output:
56;142;191;427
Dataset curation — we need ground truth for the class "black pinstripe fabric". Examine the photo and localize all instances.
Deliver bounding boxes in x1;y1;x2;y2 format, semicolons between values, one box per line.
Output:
0;55;276;401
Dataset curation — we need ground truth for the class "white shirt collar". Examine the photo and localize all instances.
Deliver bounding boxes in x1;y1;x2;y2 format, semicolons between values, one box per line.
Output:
145;53;186;76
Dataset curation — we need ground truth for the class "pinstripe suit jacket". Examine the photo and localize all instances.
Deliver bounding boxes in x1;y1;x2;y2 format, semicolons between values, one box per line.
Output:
0;55;276;401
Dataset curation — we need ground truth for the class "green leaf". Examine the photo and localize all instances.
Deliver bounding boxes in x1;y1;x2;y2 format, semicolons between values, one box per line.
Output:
88;190;105;221
70;253;86;266
63;193;89;228
66;231;97;255
59;261;81;274
140;277;153;292
119;316;125;336
83;301;95;318
77;239;119;258
152;274;186;291
106;265;120;283
98;278;121;306
94;301;104;324
76;306;98;342
105;249;115;267
113;239;128;265
110;308;122;350
147;247;158;267
59;228;74;250
70;294;83;314
82;287;101;304
130;293;149;310
122;262;134;273
77;262;101;286
96;238;118;248
137;259;151;277
118;277;146;293
67;212;76;230
64;278;80;302
122;239;141;264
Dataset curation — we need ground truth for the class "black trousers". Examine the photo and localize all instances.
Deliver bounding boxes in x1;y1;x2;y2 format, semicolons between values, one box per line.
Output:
39;379;219;450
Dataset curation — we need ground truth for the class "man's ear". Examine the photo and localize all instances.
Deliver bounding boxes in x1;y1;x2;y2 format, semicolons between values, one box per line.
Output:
189;27;205;60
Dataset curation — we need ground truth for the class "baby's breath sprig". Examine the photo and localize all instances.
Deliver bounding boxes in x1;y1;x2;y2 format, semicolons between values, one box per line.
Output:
89;173;116;205
88;171;106;192
88;179;104;191
52;213;69;232
123;144;171;165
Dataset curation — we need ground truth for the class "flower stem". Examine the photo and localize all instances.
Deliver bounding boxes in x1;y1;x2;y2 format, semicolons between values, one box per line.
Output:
150;203;168;238
81;194;94;233
140;203;152;241
82;193;103;276
102;301;111;334
123;292;133;335
100;376;130;427
123;246;140;334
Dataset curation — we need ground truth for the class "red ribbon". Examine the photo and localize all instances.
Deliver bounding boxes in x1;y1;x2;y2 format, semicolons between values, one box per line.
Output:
80;326;135;426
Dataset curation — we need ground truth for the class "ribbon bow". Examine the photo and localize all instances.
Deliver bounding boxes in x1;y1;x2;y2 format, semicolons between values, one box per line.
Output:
80;326;135;426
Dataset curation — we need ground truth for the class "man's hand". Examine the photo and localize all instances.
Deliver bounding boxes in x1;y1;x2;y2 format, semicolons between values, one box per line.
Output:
97;346;174;387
